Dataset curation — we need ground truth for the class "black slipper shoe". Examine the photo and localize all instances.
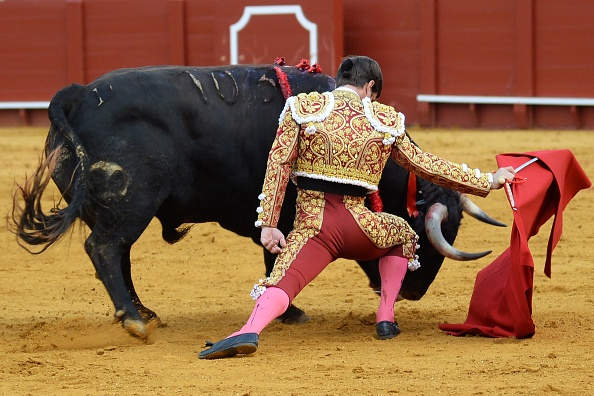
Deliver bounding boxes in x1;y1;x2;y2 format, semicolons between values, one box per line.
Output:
376;321;401;340
199;333;259;359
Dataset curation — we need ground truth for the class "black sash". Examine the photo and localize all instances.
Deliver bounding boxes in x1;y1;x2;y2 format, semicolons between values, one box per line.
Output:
296;176;367;197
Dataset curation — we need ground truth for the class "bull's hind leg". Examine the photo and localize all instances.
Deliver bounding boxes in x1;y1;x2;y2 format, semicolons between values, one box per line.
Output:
84;232;148;338
121;249;164;326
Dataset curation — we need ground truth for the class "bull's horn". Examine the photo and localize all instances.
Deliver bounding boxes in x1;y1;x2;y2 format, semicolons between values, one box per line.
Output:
460;193;507;227
425;202;492;261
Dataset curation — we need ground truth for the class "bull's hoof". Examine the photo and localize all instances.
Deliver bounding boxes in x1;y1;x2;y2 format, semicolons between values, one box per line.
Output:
152;317;167;328
122;318;148;339
113;309;148;338
276;304;311;325
137;305;165;327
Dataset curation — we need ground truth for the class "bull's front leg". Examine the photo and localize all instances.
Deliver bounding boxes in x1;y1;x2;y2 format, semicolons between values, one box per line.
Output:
263;249;310;324
85;235;148;338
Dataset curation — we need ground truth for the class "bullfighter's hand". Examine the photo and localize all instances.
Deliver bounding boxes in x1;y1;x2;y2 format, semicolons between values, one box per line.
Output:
491;166;516;189
260;227;287;254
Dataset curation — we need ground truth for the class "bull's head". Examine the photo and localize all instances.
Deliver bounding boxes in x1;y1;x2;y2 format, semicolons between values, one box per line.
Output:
364;159;506;301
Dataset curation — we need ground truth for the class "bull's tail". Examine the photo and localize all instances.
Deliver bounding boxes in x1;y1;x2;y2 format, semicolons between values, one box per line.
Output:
10;84;91;254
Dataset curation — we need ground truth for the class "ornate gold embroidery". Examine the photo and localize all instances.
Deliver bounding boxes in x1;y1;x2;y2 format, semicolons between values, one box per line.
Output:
259;190;325;287
257;88;490;240
371;102;405;129
293;90;393;189
391;134;491;197
256;107;300;227
293;92;332;119
343;196;419;262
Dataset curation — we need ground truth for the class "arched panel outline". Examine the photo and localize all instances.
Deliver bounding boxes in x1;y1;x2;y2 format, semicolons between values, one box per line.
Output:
230;5;318;65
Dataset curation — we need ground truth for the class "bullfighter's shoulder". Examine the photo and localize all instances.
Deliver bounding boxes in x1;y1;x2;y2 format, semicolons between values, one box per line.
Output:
368;101;406;132
288;92;334;123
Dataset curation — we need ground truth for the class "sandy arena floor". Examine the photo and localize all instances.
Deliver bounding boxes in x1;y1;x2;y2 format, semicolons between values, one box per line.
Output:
0;127;592;395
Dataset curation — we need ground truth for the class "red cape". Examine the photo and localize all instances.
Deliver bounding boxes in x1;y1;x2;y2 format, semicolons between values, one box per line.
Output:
438;149;591;338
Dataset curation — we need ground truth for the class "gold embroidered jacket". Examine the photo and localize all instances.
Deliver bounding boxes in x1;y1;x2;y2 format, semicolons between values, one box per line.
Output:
255;88;492;229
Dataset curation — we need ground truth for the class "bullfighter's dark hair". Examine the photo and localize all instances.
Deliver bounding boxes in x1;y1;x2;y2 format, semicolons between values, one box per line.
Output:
335;55;383;99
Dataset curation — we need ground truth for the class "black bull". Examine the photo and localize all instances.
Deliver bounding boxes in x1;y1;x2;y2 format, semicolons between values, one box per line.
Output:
11;65;503;338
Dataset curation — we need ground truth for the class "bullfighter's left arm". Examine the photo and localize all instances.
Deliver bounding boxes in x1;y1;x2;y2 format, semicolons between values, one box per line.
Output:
255;102;300;228
390;132;492;197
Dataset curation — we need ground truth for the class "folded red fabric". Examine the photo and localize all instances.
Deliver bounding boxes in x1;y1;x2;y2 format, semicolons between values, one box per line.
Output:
439;150;591;338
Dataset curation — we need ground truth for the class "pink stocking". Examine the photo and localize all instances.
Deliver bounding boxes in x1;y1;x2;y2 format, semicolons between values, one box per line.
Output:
376;255;408;323
229;287;289;337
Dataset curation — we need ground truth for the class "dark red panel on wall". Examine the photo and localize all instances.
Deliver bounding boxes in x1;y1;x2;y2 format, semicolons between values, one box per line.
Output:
185;1;217;67
534;1;594;97
343;0;420;122
437;1;517;96
82;0;170;82
0;0;67;101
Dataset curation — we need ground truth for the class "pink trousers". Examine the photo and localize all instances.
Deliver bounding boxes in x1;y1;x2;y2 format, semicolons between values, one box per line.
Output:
274;192;404;304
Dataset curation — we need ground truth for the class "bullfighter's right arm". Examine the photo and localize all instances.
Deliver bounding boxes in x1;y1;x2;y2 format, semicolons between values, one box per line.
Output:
390;132;492;197
255;101;300;228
